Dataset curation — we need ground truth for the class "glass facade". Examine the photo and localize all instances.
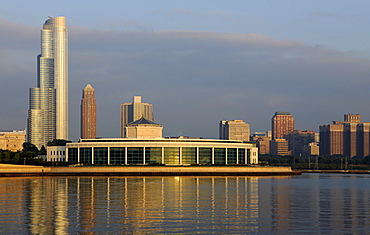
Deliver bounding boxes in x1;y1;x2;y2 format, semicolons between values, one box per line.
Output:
199;148;212;164
94;147;108;165
238;149;245;164
66;140;258;166
68;148;78;163
214;148;226;165
110;147;125;165
182;147;197;164
145;147;162;165
80;148;92;164
227;148;237;165
164;147;180;164
127;147;144;164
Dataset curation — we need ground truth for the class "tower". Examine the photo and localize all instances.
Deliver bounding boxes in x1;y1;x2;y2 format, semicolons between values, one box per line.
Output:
81;84;96;139
27;16;68;149
271;111;294;140
120;96;154;137
219;120;250;142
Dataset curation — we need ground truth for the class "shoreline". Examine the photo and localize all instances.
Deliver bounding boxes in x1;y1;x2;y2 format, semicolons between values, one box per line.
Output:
0;164;300;177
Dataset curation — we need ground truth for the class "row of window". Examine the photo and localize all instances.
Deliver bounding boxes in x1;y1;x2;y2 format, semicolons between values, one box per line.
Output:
68;147;251;165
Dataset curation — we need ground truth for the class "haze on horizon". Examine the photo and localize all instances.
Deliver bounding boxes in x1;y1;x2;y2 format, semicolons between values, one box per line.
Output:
1;0;370;142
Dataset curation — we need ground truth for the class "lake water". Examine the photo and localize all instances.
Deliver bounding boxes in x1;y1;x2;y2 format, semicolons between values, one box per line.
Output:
0;173;369;234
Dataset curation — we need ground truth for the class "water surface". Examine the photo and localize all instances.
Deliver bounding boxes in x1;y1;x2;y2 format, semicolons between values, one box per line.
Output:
0;174;369;234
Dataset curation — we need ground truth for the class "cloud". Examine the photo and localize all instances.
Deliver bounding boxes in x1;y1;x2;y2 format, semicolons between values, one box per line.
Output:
1;19;370;140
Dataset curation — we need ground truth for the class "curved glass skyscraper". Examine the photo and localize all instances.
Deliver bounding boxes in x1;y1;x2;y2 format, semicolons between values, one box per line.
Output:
28;16;68;149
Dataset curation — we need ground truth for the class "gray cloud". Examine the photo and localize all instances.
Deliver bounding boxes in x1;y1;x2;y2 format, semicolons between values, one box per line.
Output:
1;19;370;140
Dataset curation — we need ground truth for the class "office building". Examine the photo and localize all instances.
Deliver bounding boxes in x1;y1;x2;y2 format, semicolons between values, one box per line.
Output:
270;139;290;156
319;114;370;157
271;112;294;140
120;96;154;137
0;130;26;152
219;120;250;142
27;16;68;149
252;136;271;155
286;130;316;156
81;84;96;139
302;142;319;158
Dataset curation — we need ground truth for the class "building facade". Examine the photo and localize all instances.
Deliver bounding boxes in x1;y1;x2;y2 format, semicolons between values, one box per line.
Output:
270;139;290;156
66;138;258;165
120;96;154;137
125;117;163;139
28;16;68;149
319;114;370;157
286;130;316;156
219;120;250;142
0;130;26;152
81;84;96;139
271;112;294;140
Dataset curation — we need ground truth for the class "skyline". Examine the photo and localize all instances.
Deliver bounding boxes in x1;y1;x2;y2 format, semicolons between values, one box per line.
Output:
1;2;370;141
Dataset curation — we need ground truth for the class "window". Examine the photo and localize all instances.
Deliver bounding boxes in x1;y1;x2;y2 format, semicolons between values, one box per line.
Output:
127;147;144;164
182;147;197;164
145;147;162;165
164;147;180;164
110;147;125;165
199;148;212;164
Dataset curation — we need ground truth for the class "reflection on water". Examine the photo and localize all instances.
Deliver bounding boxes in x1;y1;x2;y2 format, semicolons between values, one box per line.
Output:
0;174;369;234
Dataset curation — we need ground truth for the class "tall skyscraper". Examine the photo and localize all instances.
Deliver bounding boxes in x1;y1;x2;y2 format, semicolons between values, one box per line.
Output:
27;16;68;149
271;111;294;140
219;120;250;142
120;96;154;137
81;84;96;139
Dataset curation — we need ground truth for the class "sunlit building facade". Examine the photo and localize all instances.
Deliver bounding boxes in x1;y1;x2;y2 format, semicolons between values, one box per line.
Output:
28;16;68;149
319;114;370;157
120;96;154;137
271;111;294;140
219;120;250;142
81;84;96;139
0;130;26;151
66;138;258;165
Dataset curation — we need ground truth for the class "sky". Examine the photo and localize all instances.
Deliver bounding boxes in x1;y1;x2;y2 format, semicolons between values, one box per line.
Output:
1;0;370;141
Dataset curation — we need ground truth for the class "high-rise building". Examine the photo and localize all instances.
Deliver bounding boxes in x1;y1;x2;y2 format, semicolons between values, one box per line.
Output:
81;84;96;139
319;114;370;157
286;130;316;156
27;16;68;149
219;120;250;142
271;111;294;140
120;96;154;137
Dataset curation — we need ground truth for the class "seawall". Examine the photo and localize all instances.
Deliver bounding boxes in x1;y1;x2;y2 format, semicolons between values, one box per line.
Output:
0;164;301;177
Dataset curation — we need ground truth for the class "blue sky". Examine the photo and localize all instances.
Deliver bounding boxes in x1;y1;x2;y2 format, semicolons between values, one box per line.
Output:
1;1;370;141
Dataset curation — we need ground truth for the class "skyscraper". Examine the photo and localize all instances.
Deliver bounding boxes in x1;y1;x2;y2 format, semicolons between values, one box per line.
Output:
27;16;68;149
120;96;154;137
271;111;294;140
219;120;250;142
81;84;96;139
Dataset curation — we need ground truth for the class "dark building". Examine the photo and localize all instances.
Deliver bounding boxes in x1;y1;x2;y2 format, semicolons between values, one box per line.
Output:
286;130;316;156
319;114;370;157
